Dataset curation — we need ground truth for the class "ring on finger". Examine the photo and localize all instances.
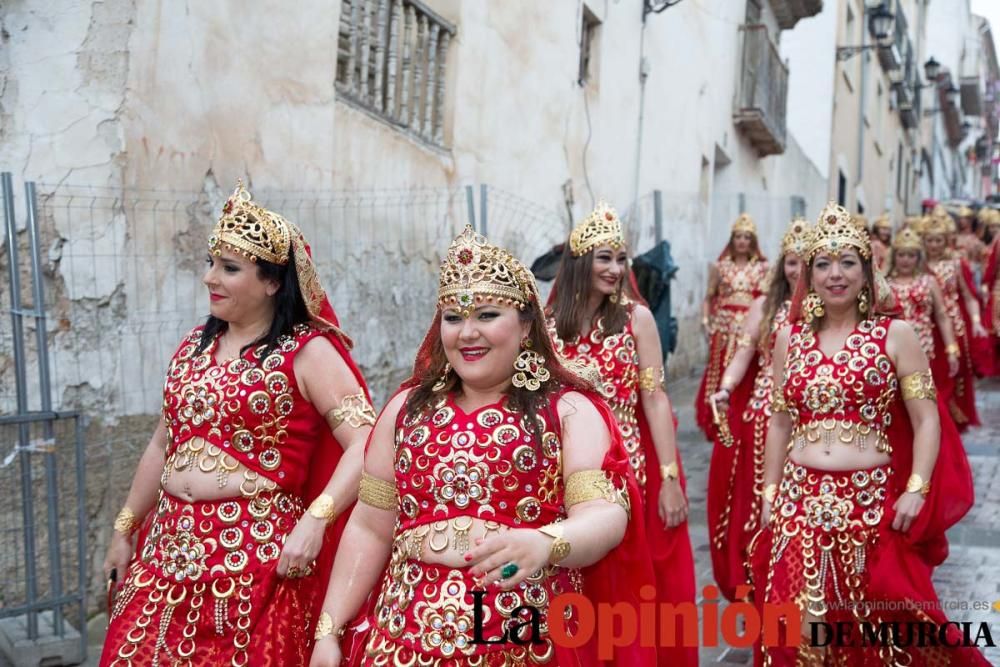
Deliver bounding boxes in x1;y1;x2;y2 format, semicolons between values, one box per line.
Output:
500;562;519;580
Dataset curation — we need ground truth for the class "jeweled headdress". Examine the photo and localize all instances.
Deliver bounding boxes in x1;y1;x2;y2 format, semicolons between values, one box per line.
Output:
957;205;974;218
780;218;811;256
892;226;923;251
569;200;625;257
852;214;868;230
209;180;292;265
980;207;1000;227
806;202;872;261
872;213;892;230
438;225;537;316
731;213;757;236
921;206;953;237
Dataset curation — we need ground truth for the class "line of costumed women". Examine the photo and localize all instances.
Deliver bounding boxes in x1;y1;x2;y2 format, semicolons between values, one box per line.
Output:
100;181;376;666
696;215;770;440
307;226;657;667
544;201;697;666
975;207;1000;374
747;203;987;666
884;226;967;435
921;208;987;429
706;218;810;603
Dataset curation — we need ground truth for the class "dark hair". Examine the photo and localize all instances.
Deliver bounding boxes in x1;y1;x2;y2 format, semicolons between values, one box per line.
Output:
404;304;589;448
549;248;629;342
723;231;765;262
197;246;310;359
884;245;925;278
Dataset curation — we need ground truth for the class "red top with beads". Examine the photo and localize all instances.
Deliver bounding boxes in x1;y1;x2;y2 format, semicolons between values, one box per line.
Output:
161;325;327;495
392;387;627;531
887;274;936;358
782;316;898;452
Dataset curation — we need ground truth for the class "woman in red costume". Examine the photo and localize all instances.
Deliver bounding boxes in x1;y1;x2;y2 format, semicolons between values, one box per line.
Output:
99;181;375;666
922;213;988;425
868;214;892;274
697;214;769;439
749;203;985;666
309;225;656;667
545;200;696;666
953;205;985;276
707;218;810;603
978;208;1000;373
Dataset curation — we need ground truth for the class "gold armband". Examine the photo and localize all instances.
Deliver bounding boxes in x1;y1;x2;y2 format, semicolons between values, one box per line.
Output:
769;387;788;413
307;493;336;523
324;390;377;431
660;461;679;481
358;471;398;511
564;470;631;518
113;507;141;536
537;523;571;564
762;483;778;504
314;611;346;641
900;370;936;401
638;366;665;393
905;473;931;497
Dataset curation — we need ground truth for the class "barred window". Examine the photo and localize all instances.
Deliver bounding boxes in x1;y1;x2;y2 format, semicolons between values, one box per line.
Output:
336;0;456;148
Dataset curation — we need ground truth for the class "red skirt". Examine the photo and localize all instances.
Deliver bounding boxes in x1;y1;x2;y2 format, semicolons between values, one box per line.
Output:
100;490;320;667
707;356;765;602
357;533;590;666
748;462;989;666
696;304;750;439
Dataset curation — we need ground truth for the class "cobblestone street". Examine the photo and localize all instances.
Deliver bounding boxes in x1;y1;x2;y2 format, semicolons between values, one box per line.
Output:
673;374;1000;665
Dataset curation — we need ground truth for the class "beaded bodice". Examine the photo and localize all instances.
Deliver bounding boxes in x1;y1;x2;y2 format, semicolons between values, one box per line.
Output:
393;391;568;532
927;258;967;340
742;301;790;422
888;274;936;358
715;256;768;309
782;317;898;453
546;309;647;487
162;325;326;494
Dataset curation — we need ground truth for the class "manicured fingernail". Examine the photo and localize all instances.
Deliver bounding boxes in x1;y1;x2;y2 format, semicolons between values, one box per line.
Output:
464;554;472;562
475;538;483;545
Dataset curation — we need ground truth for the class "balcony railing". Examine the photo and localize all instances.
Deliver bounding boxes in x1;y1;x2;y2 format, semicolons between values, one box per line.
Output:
769;0;823;31
336;0;456;148
733;24;788;157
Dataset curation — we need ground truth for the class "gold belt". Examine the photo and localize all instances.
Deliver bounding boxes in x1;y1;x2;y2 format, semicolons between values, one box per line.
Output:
790;420;890;455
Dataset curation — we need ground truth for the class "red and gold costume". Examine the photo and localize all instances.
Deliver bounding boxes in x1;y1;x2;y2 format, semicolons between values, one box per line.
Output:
696;214;769;439
101;183;371;666
869;214;891;273
707;218;810;603
953;206;985;271
748;204;985;666
345;225;656;666
978;208;1000;374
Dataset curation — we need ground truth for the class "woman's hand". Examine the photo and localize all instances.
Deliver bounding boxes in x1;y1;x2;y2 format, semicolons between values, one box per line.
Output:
709;389;731;414
891;492;925;533
308;636;343;667
947;354;960;378
277;514;326;577
658;479;689;528
972;321;988;339
103;532;134;586
464;528;552;590
761;500;772;527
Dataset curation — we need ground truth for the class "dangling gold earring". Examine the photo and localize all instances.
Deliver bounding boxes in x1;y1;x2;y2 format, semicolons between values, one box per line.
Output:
432;362;452;392
858;287;870;316
803;290;825;325
512;338;550;391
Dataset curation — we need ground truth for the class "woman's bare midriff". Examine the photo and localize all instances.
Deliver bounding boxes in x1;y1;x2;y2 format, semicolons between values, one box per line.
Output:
787;424;892;471
396;517;515;568
160;436;281;502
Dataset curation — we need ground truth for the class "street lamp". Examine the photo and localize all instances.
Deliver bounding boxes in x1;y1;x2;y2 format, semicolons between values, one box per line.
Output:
836;4;895;61
923;57;941;82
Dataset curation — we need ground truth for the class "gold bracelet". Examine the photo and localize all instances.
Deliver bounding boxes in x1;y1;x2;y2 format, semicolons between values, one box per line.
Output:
762;483;778;504
307;493;336;523
113;507;140;536
945;343;960;357
314;611;347;641
900;370;936;401
660;461;679;481
905;473;931;497
358;471;398;511
537;523;571;564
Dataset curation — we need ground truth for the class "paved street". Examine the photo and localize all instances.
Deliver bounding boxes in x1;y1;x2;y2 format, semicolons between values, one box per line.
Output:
673;373;1000;665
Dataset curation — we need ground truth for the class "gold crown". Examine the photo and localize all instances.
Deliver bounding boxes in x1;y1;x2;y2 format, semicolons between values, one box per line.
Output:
981;207;1000;226
731;213;757;236
438;225;537;315
569;200;625;257
209;180;292;265
957;205;974;218
922;206;954;236
872;213;892;230
852;213;869;229
780;218;812;256
892;226;923;251
807;202;872;261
